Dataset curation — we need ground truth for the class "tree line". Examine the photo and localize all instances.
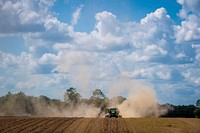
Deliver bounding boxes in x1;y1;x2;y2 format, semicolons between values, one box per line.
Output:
0;88;125;116
161;100;200;118
0;87;199;118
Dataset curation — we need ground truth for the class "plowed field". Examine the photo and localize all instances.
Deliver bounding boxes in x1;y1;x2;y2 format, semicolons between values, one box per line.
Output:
0;117;199;133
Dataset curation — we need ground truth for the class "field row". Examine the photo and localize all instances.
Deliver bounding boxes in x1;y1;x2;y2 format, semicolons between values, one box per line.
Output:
0;117;199;133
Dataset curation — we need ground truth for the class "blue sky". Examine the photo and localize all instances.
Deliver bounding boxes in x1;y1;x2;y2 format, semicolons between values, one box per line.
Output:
0;0;200;105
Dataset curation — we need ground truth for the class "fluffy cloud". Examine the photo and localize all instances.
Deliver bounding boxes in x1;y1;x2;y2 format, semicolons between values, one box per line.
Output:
42;7;176;92
36;7;176;92
177;0;200;18
121;64;172;81
0;50;69;98
23;17;73;58
175;15;200;42
0;0;56;34
0;0;199;104
0;50;36;74
182;66;200;85
95;11;121;36
175;0;200;43
71;8;174;61
22;7;196;87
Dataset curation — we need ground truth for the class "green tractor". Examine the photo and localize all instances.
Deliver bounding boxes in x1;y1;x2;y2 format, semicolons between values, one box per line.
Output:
105;108;122;118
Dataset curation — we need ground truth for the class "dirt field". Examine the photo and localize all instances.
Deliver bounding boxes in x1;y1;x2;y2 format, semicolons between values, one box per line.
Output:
0;117;199;133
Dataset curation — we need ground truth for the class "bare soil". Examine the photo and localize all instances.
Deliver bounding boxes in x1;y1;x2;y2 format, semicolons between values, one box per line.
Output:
0;116;199;133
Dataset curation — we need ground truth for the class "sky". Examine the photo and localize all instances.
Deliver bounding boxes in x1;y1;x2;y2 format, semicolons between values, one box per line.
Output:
0;0;200;105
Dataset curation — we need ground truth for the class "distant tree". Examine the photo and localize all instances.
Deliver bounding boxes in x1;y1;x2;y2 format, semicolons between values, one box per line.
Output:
196;99;200;108
64;87;81;104
194;99;200;118
39;95;50;105
194;109;200;118
162;105;196;118
89;89;108;116
0;91;71;116
92;89;105;98
16;91;25;97
6;92;12;97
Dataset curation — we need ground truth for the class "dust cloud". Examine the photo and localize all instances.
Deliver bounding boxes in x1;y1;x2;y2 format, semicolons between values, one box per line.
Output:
35;103;100;117
63;104;101;117
108;77;169;118
0;94;100;117
0;77;170;118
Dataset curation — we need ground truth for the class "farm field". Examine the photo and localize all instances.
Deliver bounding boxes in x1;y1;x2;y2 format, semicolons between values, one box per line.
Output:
0;116;199;133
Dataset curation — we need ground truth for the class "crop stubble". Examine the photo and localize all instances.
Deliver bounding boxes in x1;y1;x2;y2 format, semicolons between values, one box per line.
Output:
0;117;199;133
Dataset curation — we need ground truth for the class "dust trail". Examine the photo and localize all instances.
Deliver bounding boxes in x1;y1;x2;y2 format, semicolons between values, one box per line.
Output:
63;103;101;117
0;77;169;118
109;77;169;117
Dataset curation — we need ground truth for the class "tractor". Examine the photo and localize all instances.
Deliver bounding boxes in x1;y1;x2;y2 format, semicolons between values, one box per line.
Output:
105;108;122;118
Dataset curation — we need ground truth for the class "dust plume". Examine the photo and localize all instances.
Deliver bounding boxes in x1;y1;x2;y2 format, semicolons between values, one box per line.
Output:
0;92;100;117
109;77;169;117
63;103;100;117
34;103;100;117
0;76;170;118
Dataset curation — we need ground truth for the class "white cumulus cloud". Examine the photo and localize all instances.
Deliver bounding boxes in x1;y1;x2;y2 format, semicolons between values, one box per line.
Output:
175;0;200;43
0;0;56;34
